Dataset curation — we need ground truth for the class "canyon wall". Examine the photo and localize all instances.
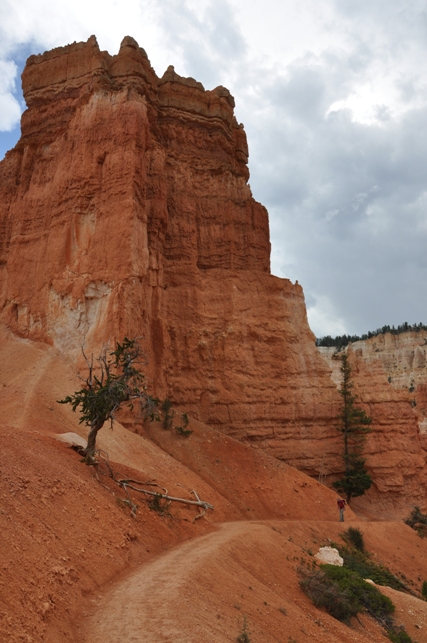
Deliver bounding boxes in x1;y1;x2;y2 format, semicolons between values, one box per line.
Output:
344;331;427;449
319;346;427;515
0;36;268;356
0;35;339;457
0;36;425;514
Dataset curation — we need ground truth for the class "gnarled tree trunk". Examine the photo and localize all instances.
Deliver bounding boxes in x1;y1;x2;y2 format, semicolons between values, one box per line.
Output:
83;419;105;459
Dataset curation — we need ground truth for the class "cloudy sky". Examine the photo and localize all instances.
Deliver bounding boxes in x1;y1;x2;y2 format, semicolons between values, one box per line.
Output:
1;0;426;337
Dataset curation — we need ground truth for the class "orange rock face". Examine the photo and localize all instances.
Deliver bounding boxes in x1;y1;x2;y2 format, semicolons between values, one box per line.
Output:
0;36;425;515
1;36;268;350
0;36;338;445
319;346;427;516
340;331;427;449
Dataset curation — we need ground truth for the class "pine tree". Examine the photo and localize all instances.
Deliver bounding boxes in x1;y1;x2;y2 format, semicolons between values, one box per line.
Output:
332;353;373;503
58;338;158;460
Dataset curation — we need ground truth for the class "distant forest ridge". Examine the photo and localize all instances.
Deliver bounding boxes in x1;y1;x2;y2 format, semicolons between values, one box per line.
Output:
316;322;427;349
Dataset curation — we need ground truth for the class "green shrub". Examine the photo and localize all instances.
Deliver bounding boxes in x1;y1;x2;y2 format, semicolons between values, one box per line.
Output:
236;617;251;643
161;398;174;429
323;565;394;622
343;527;365;552
388;628;416;643
299;565;394;625
300;569;357;623
148;493;170;515
404;506;427;537
175;412;193;437
302;537;417;641
339;545;405;591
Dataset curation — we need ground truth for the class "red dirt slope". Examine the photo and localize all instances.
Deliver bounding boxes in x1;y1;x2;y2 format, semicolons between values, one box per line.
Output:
1;327;427;642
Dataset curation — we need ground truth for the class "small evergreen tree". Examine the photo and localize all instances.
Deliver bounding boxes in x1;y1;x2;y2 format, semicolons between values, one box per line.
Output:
333;354;373;504
58;338;158;460
404;506;427;536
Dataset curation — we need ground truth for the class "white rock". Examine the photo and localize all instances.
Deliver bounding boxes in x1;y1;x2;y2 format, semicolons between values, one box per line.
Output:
55;432;87;448
314;546;343;566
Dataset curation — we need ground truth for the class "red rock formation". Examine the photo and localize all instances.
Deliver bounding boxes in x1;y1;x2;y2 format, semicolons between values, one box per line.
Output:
1;36;268;350
319;347;427;516
334;331;427;449
0;36;425;515
0;35;337;437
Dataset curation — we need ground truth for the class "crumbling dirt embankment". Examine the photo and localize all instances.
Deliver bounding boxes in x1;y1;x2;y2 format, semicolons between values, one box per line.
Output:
80;518;427;643
3;422;427;643
2;328;427;642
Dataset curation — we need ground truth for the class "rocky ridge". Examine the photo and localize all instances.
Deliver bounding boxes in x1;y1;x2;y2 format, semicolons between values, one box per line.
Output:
320;329;427;469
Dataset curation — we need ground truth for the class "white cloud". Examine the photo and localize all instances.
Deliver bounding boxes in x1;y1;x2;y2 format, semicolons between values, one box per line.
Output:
156;0;247;88
0;1;164;70
0;92;21;131
307;296;347;338
0;60;21;131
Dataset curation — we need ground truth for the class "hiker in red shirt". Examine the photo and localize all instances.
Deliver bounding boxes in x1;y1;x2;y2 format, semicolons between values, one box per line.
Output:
337;498;346;522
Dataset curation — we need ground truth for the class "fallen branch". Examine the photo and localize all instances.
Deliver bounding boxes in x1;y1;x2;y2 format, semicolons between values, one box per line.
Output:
117;480;213;521
89;449;213;520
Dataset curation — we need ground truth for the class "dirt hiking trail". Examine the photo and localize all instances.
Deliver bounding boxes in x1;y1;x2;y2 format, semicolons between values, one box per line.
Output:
2;330;427;643
79;519;427;643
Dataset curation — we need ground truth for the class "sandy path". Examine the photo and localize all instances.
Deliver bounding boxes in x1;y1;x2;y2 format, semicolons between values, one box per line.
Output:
81;522;251;643
79;518;427;643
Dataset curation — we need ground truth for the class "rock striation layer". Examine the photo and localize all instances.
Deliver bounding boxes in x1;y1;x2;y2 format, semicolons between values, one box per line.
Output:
0;36;425;514
340;331;427;449
319;346;427;515
0;36;269;351
0;36;338;456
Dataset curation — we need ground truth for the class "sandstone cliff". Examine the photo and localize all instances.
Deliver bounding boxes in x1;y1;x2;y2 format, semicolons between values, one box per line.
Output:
341;331;427;449
319;345;427;515
0;36;268;351
0;36;425;515
0;37;339;461
320;330;427;447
